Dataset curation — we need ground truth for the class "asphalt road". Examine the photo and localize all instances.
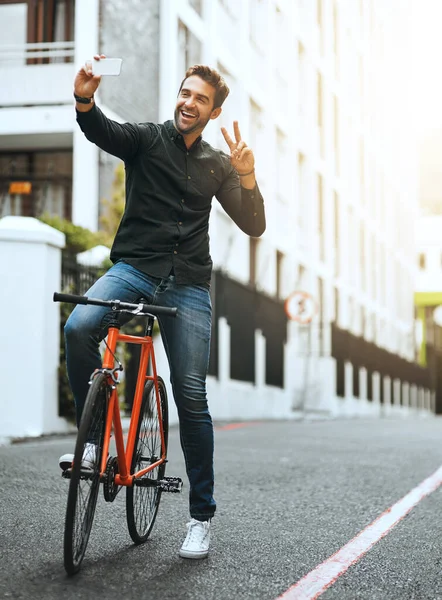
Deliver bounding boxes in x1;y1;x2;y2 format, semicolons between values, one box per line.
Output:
2;417;442;600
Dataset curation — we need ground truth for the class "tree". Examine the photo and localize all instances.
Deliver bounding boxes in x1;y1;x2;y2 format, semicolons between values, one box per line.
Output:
99;162;125;247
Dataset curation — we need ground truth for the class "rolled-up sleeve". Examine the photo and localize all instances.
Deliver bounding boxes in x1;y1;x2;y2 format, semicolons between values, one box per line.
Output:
215;164;266;237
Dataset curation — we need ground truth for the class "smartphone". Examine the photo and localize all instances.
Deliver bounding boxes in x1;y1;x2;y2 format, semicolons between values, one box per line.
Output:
92;57;122;76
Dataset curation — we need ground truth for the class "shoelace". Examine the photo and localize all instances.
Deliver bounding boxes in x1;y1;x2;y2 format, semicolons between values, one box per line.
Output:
186;520;208;544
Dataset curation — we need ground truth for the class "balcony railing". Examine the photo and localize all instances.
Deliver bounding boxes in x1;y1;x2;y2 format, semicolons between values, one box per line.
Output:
0;42;76;106
0;41;75;65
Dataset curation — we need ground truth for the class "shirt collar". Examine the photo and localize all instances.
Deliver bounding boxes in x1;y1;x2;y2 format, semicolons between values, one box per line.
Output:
164;120;202;150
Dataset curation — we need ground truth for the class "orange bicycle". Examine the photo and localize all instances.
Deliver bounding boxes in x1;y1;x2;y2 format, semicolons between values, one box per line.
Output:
53;292;183;575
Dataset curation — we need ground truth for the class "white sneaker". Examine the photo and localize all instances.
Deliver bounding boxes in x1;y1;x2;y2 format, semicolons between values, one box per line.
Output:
59;442;97;471
179;518;211;559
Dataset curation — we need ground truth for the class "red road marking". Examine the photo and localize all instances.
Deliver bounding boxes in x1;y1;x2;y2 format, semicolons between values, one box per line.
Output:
276;465;442;599
215;421;262;431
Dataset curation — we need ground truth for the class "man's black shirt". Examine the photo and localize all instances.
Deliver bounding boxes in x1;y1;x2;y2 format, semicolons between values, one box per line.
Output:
76;106;266;285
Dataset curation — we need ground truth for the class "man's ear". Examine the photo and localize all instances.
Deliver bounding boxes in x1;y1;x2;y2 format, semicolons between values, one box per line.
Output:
210;107;222;120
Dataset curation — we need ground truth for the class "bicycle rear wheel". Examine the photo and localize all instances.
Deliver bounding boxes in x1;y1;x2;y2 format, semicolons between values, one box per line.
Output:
126;376;168;544
64;373;108;575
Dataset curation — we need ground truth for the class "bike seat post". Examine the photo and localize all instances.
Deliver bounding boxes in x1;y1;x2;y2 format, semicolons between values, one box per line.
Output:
145;316;155;337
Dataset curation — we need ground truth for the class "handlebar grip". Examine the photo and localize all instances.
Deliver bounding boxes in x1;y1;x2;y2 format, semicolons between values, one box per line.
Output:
143;304;177;317
53;292;88;305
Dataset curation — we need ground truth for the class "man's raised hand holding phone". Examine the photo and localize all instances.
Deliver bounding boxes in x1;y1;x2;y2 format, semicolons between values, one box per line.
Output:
73;54;106;111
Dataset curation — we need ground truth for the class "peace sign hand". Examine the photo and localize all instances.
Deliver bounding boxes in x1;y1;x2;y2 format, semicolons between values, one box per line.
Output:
221;121;255;175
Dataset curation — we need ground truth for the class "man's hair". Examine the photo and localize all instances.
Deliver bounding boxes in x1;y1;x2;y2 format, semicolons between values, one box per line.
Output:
178;65;230;110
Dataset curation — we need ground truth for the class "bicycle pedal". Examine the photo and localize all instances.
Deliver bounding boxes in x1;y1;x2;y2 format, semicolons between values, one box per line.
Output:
61;468;72;479
158;477;183;493
61;466;95;480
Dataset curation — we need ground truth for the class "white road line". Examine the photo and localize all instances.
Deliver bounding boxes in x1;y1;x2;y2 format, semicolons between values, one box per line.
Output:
276;465;442;600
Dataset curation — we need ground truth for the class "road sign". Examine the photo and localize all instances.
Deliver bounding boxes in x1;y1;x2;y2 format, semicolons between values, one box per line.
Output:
9;181;32;195
284;290;317;323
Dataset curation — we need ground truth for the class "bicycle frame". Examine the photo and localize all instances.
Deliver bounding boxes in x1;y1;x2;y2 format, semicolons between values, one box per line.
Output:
98;322;167;487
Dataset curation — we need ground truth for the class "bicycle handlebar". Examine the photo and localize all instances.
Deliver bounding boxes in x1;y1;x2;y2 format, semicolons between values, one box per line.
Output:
53;292;178;318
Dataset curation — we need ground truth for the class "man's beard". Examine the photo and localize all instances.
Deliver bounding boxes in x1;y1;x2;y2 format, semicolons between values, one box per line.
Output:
174;107;210;135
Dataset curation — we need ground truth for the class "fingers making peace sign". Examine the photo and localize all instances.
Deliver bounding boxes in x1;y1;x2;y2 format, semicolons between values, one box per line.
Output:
221;121;255;176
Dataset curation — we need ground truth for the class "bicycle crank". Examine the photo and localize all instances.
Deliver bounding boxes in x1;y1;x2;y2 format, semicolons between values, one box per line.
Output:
103;456;121;502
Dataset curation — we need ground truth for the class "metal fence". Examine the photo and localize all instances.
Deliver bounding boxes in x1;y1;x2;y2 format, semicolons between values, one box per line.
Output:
61;254;102;296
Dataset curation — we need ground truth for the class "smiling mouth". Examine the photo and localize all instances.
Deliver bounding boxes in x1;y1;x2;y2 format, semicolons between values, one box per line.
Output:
181;110;197;119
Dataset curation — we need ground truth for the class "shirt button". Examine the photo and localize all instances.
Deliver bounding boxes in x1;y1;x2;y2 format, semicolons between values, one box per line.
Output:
175;243;179;247
210;169;214;174
254;212;257;217
174;250;178;255
187;175;191;180
178;221;183;225
186;152;189;156
181;199;185;203
251;195;255;199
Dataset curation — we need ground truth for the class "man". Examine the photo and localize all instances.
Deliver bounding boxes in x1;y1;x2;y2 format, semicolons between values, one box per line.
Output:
61;55;266;559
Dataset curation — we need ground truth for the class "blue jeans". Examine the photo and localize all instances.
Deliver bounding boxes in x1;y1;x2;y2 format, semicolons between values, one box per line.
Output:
64;261;215;521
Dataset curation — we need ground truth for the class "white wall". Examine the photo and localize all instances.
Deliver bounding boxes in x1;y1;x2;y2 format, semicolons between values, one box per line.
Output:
416;215;442;292
0;217;73;441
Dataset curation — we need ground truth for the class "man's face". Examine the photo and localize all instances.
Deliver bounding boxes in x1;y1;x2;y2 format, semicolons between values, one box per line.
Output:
174;75;220;136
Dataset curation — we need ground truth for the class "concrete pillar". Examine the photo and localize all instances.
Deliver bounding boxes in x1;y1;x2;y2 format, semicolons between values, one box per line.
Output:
382;375;391;416
218;317;230;383
255;329;265;388
72;0;100;230
402;382;410;408
0;216;71;440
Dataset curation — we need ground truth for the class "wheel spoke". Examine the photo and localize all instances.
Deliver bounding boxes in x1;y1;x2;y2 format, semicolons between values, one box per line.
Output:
126;378;168;543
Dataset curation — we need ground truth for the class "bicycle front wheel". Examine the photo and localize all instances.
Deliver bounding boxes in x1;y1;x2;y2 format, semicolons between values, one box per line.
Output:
126;376;169;544
64;373;108;575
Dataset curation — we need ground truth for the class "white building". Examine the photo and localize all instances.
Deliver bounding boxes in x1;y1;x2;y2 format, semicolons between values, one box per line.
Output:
0;0;431;427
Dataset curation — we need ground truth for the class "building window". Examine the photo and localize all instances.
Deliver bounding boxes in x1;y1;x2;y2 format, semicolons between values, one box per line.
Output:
250;0;267;47
372;236;377;298
250;238;260;287
334;96;339;174
0;3;27;61
317;0;324;54
317;72;325;157
0;0;74;65
333;1;339;77
298;152;306;231
298;41;306;115
296;263;306;289
216;64;236;149
0;150;72;220
189;0;203;16
218;0;239;47
318;174;325;261
177;20;201;76
250;99;265;173
334;287;339;324
318;277;324;353
359;139;365;204
334;191;339;276
276;251;284;299
360;223;365;291
418;253;426;270
318;276;324;323
276;128;289;204
348;205;354;283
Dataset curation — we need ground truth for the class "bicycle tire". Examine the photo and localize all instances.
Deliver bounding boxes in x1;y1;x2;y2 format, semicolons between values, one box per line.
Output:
126;376;168;544
64;373;108;575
